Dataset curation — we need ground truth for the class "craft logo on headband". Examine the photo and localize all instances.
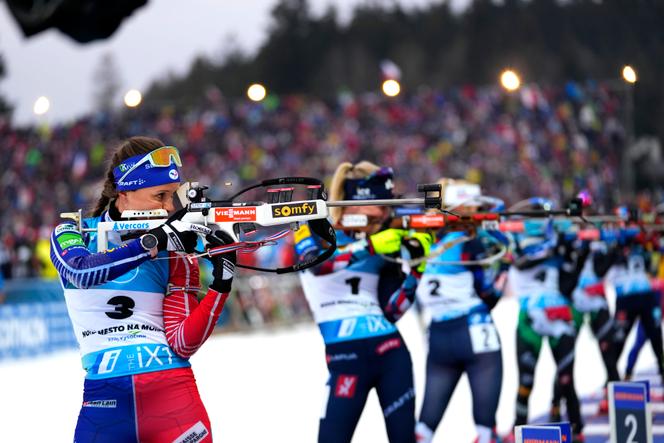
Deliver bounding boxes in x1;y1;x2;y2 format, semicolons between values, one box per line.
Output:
113;146;182;191
344;167;395;200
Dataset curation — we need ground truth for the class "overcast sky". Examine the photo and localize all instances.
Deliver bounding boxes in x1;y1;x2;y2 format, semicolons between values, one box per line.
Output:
0;0;470;125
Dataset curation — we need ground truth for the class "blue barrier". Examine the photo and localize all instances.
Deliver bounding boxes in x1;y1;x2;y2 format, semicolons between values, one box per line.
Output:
4;278;65;304
0;278;77;361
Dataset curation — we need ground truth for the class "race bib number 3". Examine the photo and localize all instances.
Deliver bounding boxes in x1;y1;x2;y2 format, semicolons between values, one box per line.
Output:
469;322;500;354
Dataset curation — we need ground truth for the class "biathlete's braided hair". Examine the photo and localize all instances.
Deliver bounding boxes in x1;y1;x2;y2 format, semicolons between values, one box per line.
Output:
328;160;382;224
90;136;165;217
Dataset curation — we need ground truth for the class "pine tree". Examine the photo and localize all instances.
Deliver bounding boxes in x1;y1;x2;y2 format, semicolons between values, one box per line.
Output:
92;52;123;112
0;52;12;116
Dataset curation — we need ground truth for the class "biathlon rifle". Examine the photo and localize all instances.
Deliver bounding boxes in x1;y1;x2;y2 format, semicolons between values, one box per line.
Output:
60;178;446;274
338;195;585;234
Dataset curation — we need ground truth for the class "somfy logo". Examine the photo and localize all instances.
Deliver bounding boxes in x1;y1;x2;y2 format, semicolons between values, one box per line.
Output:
271;202;317;218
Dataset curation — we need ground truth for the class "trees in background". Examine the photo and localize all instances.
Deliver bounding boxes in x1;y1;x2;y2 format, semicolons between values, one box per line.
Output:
144;0;664;140
92;52;124;113
0;52;12;118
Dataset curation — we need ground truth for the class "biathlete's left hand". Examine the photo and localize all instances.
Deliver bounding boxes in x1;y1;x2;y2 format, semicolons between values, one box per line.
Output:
370;228;408;255
150;207;210;253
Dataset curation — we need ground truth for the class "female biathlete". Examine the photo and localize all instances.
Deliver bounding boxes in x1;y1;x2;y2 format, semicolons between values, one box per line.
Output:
506;212;585;442
413;179;509;443
624;251;664;379
50;137;236;442
294;161;431;443
550;193;621;417
606;225;664;380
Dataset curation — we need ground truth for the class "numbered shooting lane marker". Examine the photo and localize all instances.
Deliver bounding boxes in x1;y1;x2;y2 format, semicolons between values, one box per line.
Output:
542;422;572;442
514;425;562;443
609;381;652;443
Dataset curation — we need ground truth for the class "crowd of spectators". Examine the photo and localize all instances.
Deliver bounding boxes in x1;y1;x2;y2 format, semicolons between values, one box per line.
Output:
0;81;627;286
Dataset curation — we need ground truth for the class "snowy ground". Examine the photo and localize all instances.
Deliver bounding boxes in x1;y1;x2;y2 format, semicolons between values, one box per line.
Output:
0;296;656;442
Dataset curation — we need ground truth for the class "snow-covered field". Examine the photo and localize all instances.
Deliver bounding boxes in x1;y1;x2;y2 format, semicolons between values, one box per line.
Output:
0;296;655;442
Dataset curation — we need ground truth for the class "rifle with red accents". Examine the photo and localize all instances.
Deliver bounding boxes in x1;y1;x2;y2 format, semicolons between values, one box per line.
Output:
61;178;448;274
336;197;585;234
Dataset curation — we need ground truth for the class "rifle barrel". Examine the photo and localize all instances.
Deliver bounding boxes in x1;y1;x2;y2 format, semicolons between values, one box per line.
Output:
327;198;426;207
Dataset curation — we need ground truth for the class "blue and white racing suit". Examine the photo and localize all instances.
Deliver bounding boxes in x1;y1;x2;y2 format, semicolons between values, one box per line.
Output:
295;225;419;443
51;211;228;442
414;230;505;443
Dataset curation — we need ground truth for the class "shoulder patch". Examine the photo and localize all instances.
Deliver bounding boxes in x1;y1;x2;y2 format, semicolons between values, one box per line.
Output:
57;232;85;249
54;224;79;236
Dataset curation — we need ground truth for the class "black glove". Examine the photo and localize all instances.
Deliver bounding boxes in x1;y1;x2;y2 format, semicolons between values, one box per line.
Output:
149;208;202;253
401;232;434;273
206;231;237;293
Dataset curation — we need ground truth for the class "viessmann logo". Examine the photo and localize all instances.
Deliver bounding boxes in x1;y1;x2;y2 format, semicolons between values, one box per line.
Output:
272;202;318;218
214;207;257;222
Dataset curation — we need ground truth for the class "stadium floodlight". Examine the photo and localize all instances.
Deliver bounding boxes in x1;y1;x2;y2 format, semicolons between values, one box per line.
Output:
124;89;143;108
247;84;267;102
382;79;401;97
33;96;50;115
500;69;521;91
622;65;637;84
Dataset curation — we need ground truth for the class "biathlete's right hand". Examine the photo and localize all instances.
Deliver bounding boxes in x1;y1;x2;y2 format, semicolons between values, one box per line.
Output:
149;208;209;253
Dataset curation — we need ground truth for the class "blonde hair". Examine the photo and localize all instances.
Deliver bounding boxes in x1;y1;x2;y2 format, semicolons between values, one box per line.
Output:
436;177;473;192
436;177;482;209
329;161;382;224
